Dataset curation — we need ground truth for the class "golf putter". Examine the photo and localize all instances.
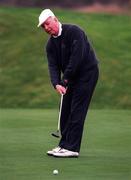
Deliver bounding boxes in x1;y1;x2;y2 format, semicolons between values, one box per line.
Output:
51;94;64;138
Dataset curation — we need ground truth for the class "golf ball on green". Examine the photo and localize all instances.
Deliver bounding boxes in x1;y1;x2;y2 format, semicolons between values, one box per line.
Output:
53;169;58;175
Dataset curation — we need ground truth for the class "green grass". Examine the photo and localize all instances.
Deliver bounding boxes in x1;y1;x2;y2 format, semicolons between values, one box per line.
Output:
0;109;131;180
0;7;131;108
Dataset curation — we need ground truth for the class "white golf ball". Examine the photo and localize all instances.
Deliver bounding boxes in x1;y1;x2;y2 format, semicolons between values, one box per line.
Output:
53;169;58;175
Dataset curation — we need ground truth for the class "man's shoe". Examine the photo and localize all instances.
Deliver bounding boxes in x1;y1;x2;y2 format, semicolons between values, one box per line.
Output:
47;146;61;156
53;148;79;158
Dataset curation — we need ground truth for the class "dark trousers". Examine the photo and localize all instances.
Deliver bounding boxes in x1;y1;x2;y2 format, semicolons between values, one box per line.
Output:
59;65;99;152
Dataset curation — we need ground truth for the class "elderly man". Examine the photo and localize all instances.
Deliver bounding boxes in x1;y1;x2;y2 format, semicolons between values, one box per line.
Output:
38;9;99;158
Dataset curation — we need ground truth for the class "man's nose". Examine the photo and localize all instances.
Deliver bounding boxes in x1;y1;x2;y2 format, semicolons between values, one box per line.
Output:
44;24;48;30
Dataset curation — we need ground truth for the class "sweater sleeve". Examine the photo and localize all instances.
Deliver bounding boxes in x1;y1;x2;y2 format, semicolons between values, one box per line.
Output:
46;41;61;88
62;26;88;81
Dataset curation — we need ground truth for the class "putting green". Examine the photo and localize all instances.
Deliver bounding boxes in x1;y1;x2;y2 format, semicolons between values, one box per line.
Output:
0;109;131;179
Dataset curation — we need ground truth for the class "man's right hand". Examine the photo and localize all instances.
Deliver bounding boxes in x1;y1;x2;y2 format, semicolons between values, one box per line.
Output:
55;85;67;95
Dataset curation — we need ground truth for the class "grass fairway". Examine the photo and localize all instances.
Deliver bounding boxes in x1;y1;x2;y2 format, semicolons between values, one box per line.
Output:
0;109;130;180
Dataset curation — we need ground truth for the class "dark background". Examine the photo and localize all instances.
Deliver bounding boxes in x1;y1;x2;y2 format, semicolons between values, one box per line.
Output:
0;0;131;8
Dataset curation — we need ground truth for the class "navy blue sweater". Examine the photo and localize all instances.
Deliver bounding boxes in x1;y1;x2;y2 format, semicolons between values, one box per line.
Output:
46;24;98;88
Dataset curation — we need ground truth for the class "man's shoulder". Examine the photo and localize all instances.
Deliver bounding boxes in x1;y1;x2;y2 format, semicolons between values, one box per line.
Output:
62;24;84;37
62;24;82;32
46;37;53;50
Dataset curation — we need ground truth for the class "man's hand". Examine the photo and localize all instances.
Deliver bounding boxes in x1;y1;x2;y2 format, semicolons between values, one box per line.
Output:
60;79;68;88
55;85;67;95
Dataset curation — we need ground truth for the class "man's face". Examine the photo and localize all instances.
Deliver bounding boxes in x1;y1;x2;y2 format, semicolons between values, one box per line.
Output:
41;16;59;36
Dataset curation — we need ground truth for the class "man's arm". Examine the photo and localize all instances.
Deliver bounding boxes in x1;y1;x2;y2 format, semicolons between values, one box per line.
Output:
46;41;67;94
46;41;61;88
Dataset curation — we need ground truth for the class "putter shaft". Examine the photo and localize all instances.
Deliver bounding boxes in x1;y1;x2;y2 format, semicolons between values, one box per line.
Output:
51;94;63;138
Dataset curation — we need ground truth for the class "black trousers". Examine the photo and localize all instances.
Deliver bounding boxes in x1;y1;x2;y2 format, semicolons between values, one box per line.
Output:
59;65;99;152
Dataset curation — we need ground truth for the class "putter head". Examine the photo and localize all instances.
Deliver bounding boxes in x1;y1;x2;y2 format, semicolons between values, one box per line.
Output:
51;130;61;138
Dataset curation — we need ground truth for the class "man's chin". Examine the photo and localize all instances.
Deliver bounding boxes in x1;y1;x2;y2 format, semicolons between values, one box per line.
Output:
48;32;54;36
49;31;58;36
